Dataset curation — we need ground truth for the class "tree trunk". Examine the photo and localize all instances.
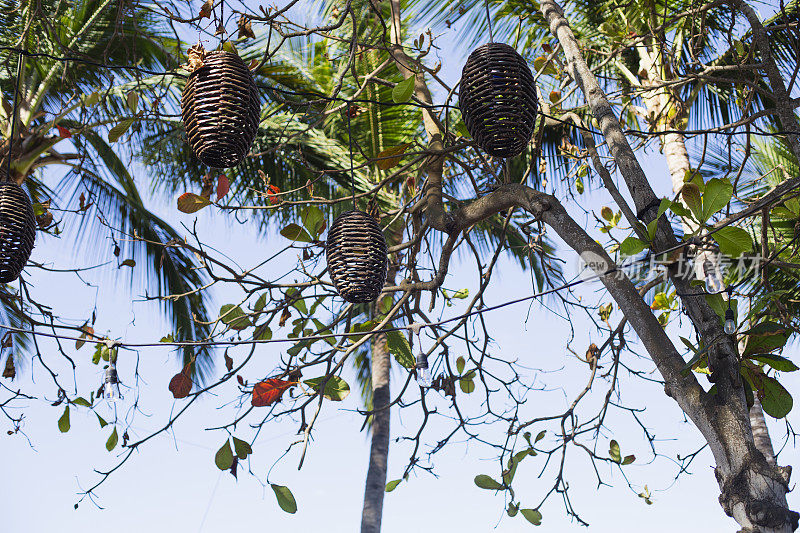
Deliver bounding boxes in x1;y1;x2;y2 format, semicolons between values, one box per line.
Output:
538;1;797;530
360;325;391;533
360;261;397;533
360;311;391;533
637;42;783;481
751;398;778;466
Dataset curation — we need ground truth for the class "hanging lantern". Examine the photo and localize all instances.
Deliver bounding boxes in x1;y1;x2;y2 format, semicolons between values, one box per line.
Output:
326;210;388;303
459;43;538;158
0;172;36;283
181;45;260;168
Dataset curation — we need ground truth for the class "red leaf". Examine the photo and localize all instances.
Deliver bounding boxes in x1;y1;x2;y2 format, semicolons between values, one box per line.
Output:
55;125;72;139
217;174;230;200
267;185;281;205
169;365;193;398
252;378;296;407
237;375;245;386
224;353;233;372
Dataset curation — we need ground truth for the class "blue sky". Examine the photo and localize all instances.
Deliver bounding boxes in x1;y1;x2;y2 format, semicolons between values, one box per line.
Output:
2;1;798;532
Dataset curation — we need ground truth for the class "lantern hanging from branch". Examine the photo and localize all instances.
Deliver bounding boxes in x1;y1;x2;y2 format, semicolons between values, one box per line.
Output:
459;43;538;158
326;210;388;303
0;172;35;283
181;45;260;168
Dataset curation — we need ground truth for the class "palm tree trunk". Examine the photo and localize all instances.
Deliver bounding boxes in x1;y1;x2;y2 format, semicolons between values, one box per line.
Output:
751;399;778;466
360;325;391;533
360;265;396;533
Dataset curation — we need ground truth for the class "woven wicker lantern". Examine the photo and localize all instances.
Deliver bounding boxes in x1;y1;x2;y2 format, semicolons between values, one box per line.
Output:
181;46;260;168
459;43;538;158
0;172;35;283
326;210;388;303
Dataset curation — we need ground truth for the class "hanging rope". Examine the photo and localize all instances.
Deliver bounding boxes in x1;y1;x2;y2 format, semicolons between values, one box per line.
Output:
484;0;494;43
346;99;356;210
5;49;23;181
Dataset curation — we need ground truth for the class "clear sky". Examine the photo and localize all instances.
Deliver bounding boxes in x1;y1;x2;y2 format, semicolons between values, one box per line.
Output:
2;1;798;532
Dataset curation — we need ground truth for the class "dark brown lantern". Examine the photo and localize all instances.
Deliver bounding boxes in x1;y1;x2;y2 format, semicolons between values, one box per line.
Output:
326;210;388;303
181;48;260;168
459;43;538;158
0;169;35;283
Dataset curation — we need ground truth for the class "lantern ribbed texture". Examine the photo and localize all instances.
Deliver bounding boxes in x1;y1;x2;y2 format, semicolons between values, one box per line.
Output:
181;51;260;168
326;210;388;303
459;43;538;158
0;173;35;283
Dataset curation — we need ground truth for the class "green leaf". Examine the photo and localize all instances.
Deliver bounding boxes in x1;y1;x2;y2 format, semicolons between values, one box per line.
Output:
108;118;136;143
456;356;466;374
656;198;671;220
533;55;558;76
750;354;799;372
349;321;378;342
271;484;297;514
254;293;268;312
743;322;789;356
670;202;692;219
392;76;415;103
96;413;108;428
702;178;733;220
126;91;139;113
291;297;308;315
711;226;752;258
622;455;636;465
219;304;252;330
754;374;793;418
520;508;543;526
280;223;313;243
601;206;614;221
609;439;621;463
232;437;252;459
106;426;118;452
300;206;325;237
451;288;469;299
83;92;100;107
620;237;647;256
474;474;504;490
386;331;415;369
535;430;546;443
647;218;660;241
255;324;273;341
575;176;584;194
507;503;519;517
304;375;350;401
681;183;703;221
58;406;70;433
72;397;91;407
214;439;234;470
459;377;475;394
784;197;800;216
385;479;401;492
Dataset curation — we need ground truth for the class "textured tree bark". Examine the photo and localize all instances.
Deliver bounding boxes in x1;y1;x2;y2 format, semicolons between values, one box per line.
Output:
638;24;786;505
751;398;777;467
360;258;398;533
360;324;391;533
538;1;798;530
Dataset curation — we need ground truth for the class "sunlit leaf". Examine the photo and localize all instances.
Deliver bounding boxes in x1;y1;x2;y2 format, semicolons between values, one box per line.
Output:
252;378;296;406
